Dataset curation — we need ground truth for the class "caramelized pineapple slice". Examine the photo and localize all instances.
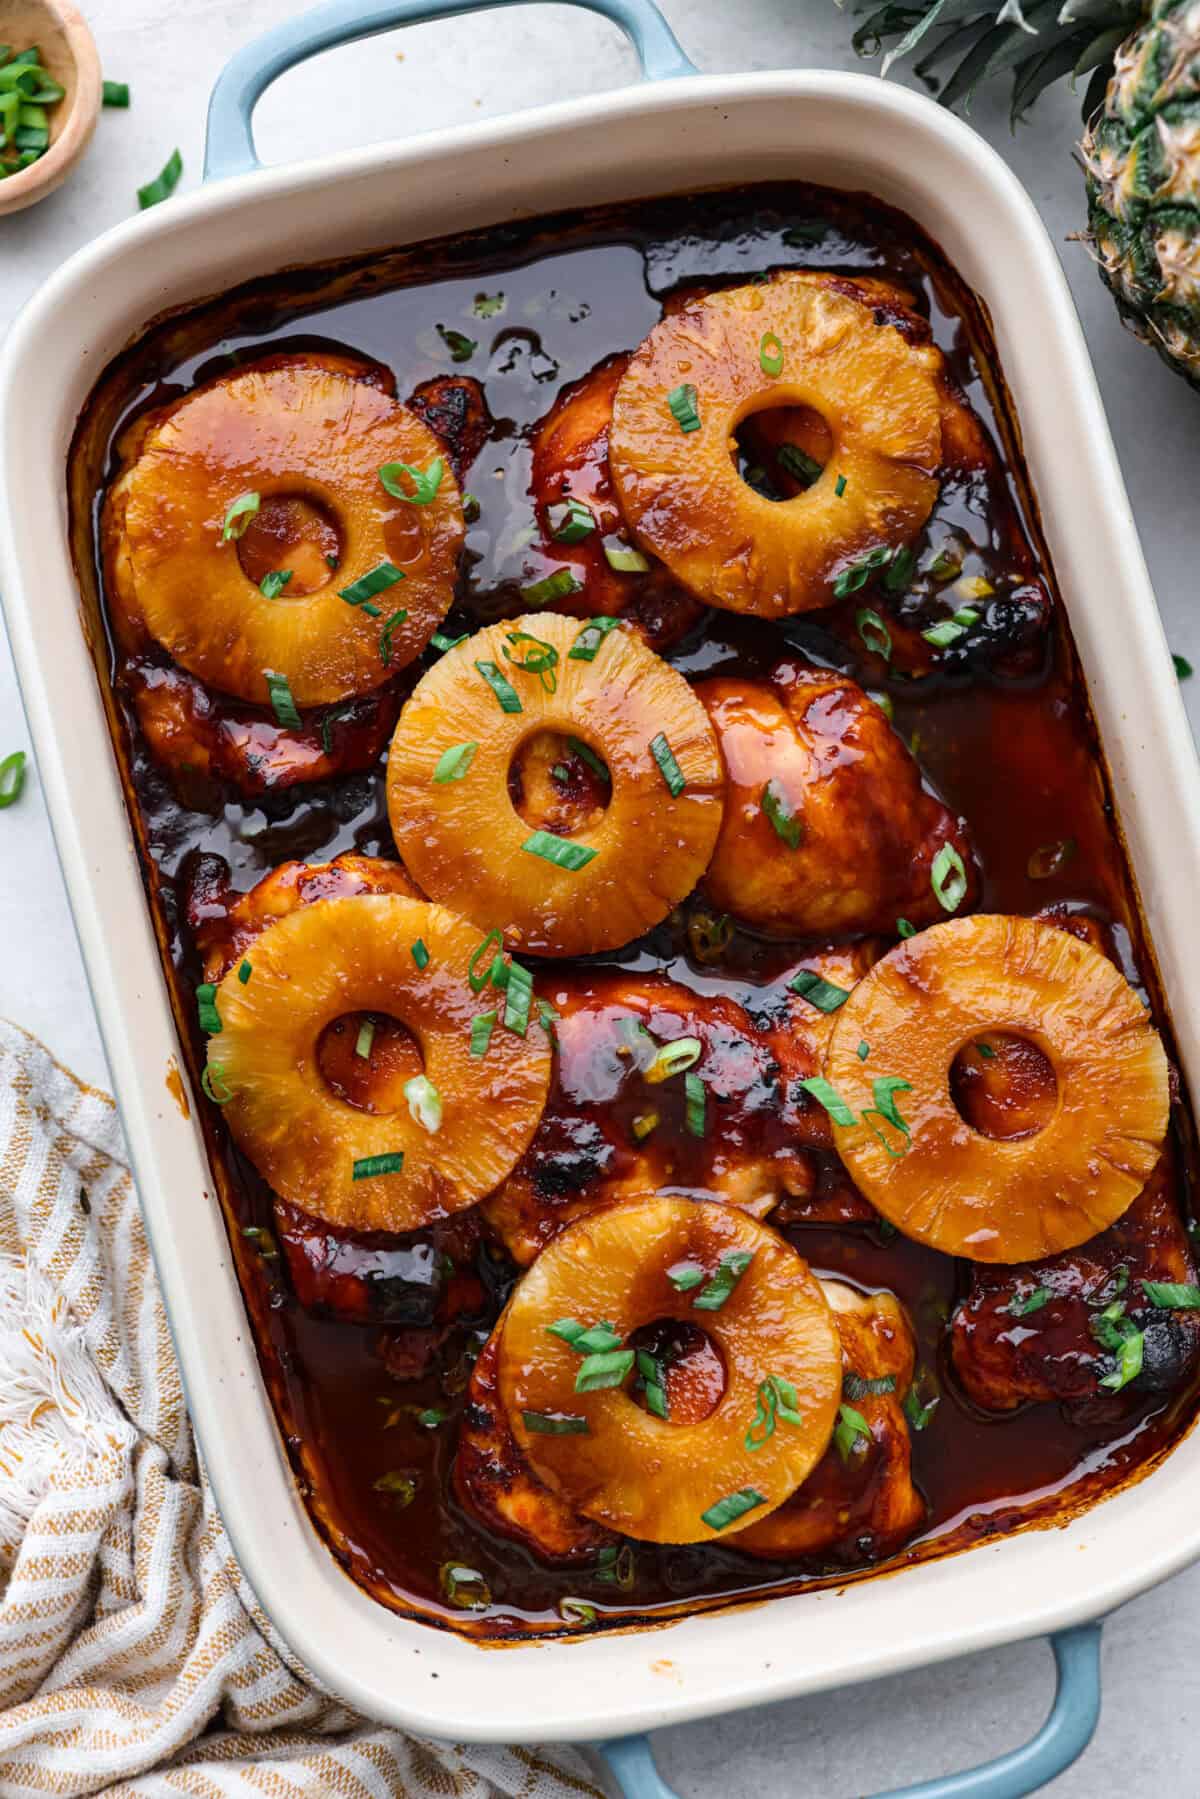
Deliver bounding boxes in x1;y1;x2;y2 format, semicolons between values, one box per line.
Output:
106;355;463;708
497;1197;842;1544
824;915;1169;1262
207;894;552;1233
386;613;724;957
609;274;942;616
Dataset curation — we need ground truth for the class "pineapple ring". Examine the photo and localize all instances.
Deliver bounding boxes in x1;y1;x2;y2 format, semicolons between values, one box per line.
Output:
206;893;552;1233
824;915;1170;1263
111;358;464;708
498;1196;843;1544
385;613;724;957
609;274;943;617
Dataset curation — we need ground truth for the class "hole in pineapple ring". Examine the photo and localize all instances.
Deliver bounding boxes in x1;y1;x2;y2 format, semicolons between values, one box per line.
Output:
236;491;344;597
949;1030;1059;1142
733;402;835;504
507;728;612;839
626;1318;727;1424
316;1011;424;1116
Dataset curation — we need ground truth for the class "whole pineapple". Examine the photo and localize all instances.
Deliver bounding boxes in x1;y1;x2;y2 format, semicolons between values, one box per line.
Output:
848;0;1200;388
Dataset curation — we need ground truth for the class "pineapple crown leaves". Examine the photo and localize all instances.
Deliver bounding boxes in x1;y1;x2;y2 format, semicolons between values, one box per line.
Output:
848;0;1145;123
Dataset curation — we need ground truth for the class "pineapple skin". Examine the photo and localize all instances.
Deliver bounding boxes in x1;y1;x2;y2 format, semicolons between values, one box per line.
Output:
1083;0;1200;388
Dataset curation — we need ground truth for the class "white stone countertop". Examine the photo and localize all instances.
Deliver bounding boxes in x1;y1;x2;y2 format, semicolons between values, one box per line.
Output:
2;0;1200;1789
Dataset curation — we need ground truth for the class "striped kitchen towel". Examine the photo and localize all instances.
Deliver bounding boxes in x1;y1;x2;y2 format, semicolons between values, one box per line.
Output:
0;1019;602;1799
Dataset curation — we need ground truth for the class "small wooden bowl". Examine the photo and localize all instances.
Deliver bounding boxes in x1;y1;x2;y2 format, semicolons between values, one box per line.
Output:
0;0;100;215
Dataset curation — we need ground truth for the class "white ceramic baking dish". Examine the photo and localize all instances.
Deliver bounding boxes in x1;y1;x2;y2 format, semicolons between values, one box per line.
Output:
5;0;1200;1790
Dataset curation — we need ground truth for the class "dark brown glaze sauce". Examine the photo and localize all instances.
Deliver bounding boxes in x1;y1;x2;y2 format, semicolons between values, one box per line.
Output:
68;182;1200;1640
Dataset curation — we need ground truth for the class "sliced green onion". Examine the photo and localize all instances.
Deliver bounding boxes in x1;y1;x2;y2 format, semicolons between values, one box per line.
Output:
904;1385;939;1432
1007;1285;1052;1317
440;1563;490;1611
931;843;968;913
522;1411;590;1435
575;1348;635;1393
693;1250;753;1312
643;1035;702;1084
431;631;468;653
547;497;595;543
871;1075;912;1135
241;1224;278;1257
474;292;505;318
1174;654;1193;680
201;1064;233;1104
433;741;478;783
102;80;130;107
603;536;651;573
220;491;259;542
842;1372;897;1400
503;960;534;1037
883;546;917;593
759;331;784;376
636;1348;669;1419
631;1110;659;1141
379;458;444;505
684;1071;706;1138
896;918;916;939
404;1074;443;1134
378;608;409;666
568;616;621;662
1142;1281;1200;1309
650;732;686;797
265;671;301;729
834;545;891;599
761;779;802;850
856;608;892;661
355;1018;376;1061
522;829;597;870
196;984;221;1035
437;326;477;362
1099;1329;1144;1392
521;568;583;607
373;1471;417;1506
259;569;292;599
1027;838;1075;881
548;1319;623;1353
352;1151;405;1180
834;1402;872;1461
701;1488;765;1531
470;1011;497;1057
339;561;405;610
594;1544;636;1588
798;1076;856;1127
475;659;523;713
567;736;610;781
667;383;701;433
411;939;430;970
668;1261;705;1292
789;969;849;1013
745;1373;804;1451
468;929;504;992
778;443;823;486
503;628;559;693
137;147;182;209
0;750;26;809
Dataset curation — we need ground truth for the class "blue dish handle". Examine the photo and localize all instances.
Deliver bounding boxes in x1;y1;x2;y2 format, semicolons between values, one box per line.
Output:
595;1623;1102;1799
204;0;698;182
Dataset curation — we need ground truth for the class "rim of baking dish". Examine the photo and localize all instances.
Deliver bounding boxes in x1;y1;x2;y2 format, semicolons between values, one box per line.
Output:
4;67;1200;1741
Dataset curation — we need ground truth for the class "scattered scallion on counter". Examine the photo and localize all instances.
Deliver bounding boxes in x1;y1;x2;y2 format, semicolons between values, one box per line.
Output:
0;750;26;810
667;383;701;433
102;80;130;107
522;829;597;870
701;1488;765;1531
352;1151;405;1180
137;147;182;209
